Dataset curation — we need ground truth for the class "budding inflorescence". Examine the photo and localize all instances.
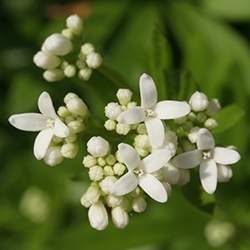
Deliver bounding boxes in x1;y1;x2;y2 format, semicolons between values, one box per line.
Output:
33;15;102;82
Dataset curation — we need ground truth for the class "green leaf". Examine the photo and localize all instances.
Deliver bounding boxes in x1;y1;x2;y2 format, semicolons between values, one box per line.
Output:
213;105;245;134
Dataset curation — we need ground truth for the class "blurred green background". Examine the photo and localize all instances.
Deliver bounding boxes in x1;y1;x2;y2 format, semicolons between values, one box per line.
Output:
1;0;250;250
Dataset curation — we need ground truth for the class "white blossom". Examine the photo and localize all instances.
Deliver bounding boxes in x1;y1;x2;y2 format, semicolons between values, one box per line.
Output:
87;136;110;157
189;91;209;112
118;73;190;148
8;92;69;160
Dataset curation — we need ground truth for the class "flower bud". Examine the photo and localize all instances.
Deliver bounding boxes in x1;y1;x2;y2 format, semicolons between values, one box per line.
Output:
105;154;116;165
64;93;78;103
113;163;126;176
127;101;137;108
86;52;102;69
61;29;74;40
81;43;95;55
116;89;132;105
83;155;97;168
132;197;147;213
88;202;108;230
105;102;122;120
162;163;180;184
60;143;78;159
177;169;190;185
205;118;218;129
43;146;63;166
188;127;200;144
66;97;88;117
43;69;65;82
206;99;221;116
136;124;146;134
217;165;233;183
134;134;150;149
42;33;73;56
33;51;61;69
104;119;116;131
116;123;130;135
88;166;104;181
78;68;92;80
99;176;117;194
65;134;77;143
67;120;85;134
111;206;129;229
189;91;208;112
106;195;123;208
64;64;76;78
57;106;71;118
87;136;110;157
66;14;83;35
80;183;100;208
104;165;114;176
97;157;106;167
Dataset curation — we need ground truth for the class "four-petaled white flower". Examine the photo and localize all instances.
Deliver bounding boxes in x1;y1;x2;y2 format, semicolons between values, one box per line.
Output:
171;128;240;194
118;73;190;148
8;92;70;160
113;143;172;202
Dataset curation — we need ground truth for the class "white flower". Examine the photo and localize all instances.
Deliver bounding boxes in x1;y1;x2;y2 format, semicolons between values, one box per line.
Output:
33;51;61;69
42;33;73;56
117;73;190;148
87;136;110;157
43;146;64;166
86;52;102;69
111;206;129;229
189;91;209;112
105;102;122;120
88;201;108;230
8;92;69;160
116;89;132;105
113;143;171;202
171;128;240;194
66;14;83;35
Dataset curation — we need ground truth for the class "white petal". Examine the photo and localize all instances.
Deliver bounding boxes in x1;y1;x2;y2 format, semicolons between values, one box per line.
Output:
213;147;240;165
117;143;140;170
117;107;145;124
54;118;70;138
139;73;158;109
197;128;215;150
200;159;217;194
33;128;54;160
141;149;172;173
139;174;167;203
171;150;202;169
112;172;138;196
8;113;47;132
145;117;165;148
154;101;190;120
38;92;57;118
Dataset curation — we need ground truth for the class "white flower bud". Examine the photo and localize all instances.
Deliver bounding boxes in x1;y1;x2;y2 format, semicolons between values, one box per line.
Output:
43;69;65;82
189;91;208;112
60;143;78;159
78;68;92;80
87;136;110;157
83;155;97;168
65;134;77;143
66;14;83;35
61;28;74;40
57;106;71;118
106;195;123;208
217;165;233;183
177;169;190;185
88;202;108;230
206;99;221;116
81;43;95;55
97;157;106;167
105;102;122;120
116;123;130;135
99;176;117;194
188;127;200;144
33;51;61;69
64;92;78;103
64;65;76;78
67;120;85;134
86;52;102;69
132;197;147;213
113;163;126;176
66;96;88;117
127;101;137;108
42;33;73;56
105;154;116;165
111;207;129;229
162;163;180;184
104;165;114;176
88;166;104;181
104;119;116;131
134;134;150;149
80;183;100;208
136;124;147;134
205;118;218;129
43;146;63;166
116;89;132;105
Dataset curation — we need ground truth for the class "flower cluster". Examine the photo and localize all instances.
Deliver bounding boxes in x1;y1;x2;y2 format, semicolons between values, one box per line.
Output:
80;73;240;230
33;15;102;82
9;92;88;166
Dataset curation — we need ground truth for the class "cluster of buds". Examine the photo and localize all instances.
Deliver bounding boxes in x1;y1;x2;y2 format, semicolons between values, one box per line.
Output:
81;137;147;230
33;15;102;82
104;88;138;135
